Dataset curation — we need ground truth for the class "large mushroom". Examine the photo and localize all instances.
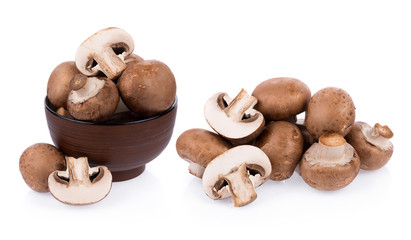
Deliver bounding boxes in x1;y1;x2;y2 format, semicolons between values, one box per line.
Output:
48;156;112;205
67;74;119;122
176;128;233;178
254;121;304;181
300;133;360;191
47;61;80;108
75;27;134;80
202;145;271;207
204;89;265;145
346;122;394;170
252;77;311;121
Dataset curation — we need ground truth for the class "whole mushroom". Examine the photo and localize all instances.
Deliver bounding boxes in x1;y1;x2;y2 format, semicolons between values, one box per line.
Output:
300;133;360;191
176;128;233;178
67;74;120;122
19;143;66;192
346;122;394;170
254;121;304;181
47;61;80;108
204;89;265;145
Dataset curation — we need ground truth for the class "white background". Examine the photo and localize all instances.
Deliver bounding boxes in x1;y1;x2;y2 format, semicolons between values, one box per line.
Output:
1;0;410;239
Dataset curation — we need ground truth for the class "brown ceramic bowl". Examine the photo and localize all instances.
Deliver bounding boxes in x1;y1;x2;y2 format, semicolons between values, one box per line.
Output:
45;97;177;182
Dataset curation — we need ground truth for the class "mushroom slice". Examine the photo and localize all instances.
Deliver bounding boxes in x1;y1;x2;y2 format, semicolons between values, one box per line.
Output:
48;156;112;205
300;133;360;191
202;145;271;207
75;27;134;79
204;89;265;145
346;122;394;170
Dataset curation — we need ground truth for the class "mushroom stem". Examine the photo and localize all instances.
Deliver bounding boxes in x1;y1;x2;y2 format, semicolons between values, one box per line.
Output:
316;134;346;164
224;89;257;121
363;123;393;151
65;157;92;186
93;50;127;79
371;123;394;139
223;163;257;207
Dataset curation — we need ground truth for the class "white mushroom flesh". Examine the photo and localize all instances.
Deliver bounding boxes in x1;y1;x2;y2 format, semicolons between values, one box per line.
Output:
187;160;205;178
361;123;393;151
68;77;105;104
304;142;355;167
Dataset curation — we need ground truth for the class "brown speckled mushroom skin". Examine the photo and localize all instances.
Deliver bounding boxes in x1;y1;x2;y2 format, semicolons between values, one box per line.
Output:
305;87;355;139
19;143;66;192
300;149;360;191
255;121;304;181
252;77;311;121
176;129;233;169
67;78;119;122
346;122;393;170
118;60;176;118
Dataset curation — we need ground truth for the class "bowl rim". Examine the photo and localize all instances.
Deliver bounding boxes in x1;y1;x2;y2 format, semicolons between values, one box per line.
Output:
45;96;178;126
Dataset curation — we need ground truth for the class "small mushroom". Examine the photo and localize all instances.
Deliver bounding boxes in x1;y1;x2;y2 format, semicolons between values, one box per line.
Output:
346;122;394;170
19;143;66;192
176;128;233;178
254;121;304;181
48;156;112;205
300;133;360;191
252;77;311;121
47;61;80;108
118;60;176;118
204;89;265;145
67;75;120;122
75;27;134;80
305;87;356;139
202;145;271;207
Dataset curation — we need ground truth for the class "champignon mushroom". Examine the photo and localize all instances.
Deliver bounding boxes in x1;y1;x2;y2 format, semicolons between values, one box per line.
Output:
67;74;120;122
48;156;112;205
254;121;304;181
19;143;66;192
252;77;311;121
300;133;360;191
346;122;394;170
118;60;176;118
204;89;265;145
47;61;80;108
176;128;233;178
75;27;134;80
305;87;356;139
202;145;271;207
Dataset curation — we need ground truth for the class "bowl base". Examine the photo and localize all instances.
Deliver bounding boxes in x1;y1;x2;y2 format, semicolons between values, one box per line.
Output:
111;165;146;182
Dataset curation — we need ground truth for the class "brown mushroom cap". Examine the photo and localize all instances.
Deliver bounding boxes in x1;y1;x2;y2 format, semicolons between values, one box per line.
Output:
255;121;304;181
67;77;119;122
19;143;66;192
300;133;360;191
124;53;144;67
252;77;311;121
47;61;80;108
118;60;176;118
305;87;355;139
346;122;394;170
176;128;233;178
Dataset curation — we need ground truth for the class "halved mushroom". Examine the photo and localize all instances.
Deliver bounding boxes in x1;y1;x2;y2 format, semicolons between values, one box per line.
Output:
67;75;119;122
48;156;112;205
300;133;360;191
346;122;394;170
204;89;265;145
75;27;134;80
202;145;271;207
176;128;233;178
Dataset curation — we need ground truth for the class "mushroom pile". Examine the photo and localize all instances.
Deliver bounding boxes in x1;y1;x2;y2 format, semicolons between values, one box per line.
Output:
20;27;177;205
176;77;394;207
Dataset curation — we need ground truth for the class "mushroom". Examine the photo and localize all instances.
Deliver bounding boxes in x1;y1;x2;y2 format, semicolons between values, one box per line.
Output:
48;156;112;205
67;74;120;122
202;145;271;207
252;77;311;121
299;133;360;191
75;27;134;80
19;143;66;192
204;89;265;145
254;121;304;181
346;122;394;170
305;87;356;139
47;61;80;108
118;60;176;118
176;128;233;178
